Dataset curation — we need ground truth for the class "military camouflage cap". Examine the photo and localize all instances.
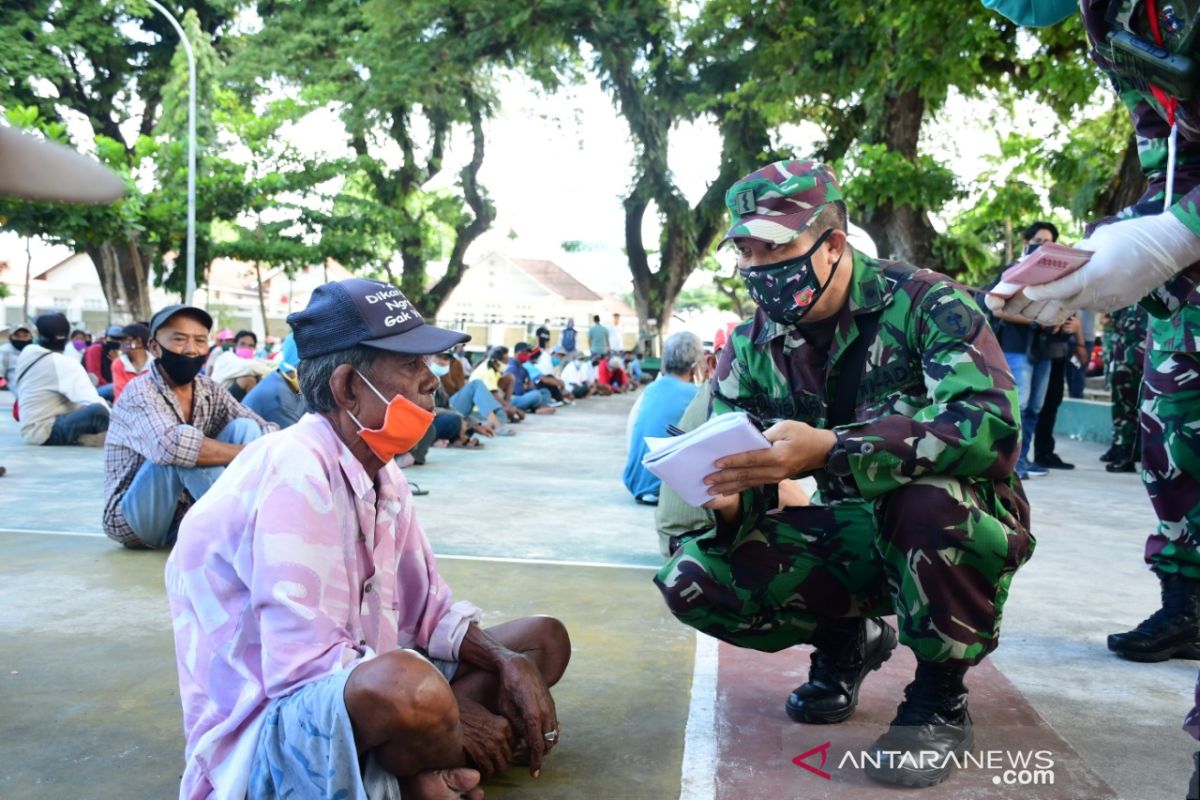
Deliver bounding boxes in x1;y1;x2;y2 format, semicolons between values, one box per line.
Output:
721;159;843;246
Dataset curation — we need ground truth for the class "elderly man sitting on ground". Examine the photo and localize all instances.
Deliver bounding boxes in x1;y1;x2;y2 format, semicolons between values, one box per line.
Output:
103;305;275;549
166;278;571;800
623;331;704;506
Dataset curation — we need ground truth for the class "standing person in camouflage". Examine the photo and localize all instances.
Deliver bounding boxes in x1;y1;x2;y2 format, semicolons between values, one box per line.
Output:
983;2;1200;789
654;160;1033;789
983;0;1200;659
1102;304;1148;473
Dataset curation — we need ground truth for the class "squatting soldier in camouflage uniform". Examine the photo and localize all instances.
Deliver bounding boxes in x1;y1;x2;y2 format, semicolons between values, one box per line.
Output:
1101;304;1148;473
654;160;1033;789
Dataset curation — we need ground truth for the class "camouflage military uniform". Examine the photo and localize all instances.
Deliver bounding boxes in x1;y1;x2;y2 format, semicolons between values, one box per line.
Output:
655;250;1035;665
1106;304;1148;453
1081;6;1200;581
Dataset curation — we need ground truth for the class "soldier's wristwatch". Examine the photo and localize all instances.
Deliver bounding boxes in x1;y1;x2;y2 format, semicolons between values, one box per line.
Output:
826;440;853;478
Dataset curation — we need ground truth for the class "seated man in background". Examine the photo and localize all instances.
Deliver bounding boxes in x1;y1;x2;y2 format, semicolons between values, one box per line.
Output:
525;346;568;406
470;346;525;423
210;329;273;401
1;322;34;390
625;351;650;385
506;342;556;414
597;354;630;393
83;324;124;401
166;278;570;800
111;323;153;403
103;305;275;549
434;351;514;435
242;334;306;429
15;312;110;447
622;331;704;506
559;350;595;399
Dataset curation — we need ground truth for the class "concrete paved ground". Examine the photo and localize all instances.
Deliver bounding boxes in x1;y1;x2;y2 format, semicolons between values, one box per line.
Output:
0;388;1195;798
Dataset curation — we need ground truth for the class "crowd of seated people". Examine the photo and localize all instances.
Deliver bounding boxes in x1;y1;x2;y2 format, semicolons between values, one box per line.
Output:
2;297;657;530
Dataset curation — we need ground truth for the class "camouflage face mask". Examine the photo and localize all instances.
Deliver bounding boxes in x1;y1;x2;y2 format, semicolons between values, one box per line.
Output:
738;227;841;325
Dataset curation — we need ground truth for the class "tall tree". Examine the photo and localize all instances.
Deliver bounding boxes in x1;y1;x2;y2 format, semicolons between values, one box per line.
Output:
0;0;241;320
551;1;780;334
694;0;1104;273
242;0;571;316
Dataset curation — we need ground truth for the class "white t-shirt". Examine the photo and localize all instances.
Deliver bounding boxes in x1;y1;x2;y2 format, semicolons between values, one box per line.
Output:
560;361;590;390
605;324;623;353
14;344;108;444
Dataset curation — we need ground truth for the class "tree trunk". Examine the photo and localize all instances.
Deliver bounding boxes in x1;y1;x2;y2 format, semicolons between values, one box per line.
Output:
1100;134;1148;217
86;237;153;323
424;99;496;319
23;238;31;323
254;260;270;336
861;86;941;267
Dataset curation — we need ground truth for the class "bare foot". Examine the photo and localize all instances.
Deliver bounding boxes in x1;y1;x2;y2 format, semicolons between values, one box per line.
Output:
534;407;556;415
401;768;484;800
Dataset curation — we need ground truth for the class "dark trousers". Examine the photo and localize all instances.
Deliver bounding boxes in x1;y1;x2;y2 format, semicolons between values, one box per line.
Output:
1034;356;1066;463
45;403;109;445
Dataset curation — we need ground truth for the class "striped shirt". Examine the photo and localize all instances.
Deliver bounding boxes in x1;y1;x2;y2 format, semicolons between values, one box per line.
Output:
102;364;273;547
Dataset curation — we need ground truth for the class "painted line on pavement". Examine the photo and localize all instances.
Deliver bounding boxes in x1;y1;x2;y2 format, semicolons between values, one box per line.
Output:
436;553;657;571
0;527;105;538
679;631;719;800
0;529;659;571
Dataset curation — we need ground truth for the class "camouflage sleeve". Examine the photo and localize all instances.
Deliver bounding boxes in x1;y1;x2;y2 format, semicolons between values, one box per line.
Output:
708;324;754;418
1103;89;1200;318
831;285;1021;500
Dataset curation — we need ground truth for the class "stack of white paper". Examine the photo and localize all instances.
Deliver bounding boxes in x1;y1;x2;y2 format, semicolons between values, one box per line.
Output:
642;412;771;506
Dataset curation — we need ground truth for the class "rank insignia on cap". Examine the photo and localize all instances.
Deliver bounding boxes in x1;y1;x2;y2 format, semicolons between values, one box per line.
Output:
734;189;757;216
794;287;816;307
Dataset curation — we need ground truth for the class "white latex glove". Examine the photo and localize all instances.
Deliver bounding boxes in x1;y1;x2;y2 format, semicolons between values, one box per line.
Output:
987;213;1200;326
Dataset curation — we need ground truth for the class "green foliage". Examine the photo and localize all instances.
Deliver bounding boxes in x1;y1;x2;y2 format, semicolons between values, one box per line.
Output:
838;145;961;218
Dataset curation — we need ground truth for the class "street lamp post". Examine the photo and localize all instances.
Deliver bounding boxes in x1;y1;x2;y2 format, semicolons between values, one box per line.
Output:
143;0;197;306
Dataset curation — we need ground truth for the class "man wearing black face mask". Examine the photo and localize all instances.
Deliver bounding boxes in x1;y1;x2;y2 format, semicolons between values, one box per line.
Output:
14;311;110;447
655;159;1031;788
102;304;276;549
1;323;34;390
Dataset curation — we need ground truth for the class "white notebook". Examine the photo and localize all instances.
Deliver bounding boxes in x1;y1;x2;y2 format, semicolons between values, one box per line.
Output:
642;412;771;507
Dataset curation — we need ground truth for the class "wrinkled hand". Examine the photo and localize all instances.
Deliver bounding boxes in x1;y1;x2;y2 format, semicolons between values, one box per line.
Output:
459;697;515;778
704;421;837;498
495;653;558;777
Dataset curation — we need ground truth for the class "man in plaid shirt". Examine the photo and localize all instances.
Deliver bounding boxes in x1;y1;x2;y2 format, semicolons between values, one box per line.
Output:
103;304;275;548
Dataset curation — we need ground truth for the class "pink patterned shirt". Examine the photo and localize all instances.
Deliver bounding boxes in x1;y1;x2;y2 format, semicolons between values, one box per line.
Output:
165;413;480;800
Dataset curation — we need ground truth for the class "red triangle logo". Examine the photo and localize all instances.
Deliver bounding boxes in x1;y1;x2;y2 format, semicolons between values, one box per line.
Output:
792;741;833;780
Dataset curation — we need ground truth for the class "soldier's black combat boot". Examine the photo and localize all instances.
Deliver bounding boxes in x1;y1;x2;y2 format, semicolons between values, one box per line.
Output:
1100;444;1120;463
1106;455;1138;473
786;617;897;724
1108;573;1200;661
865;661;972;788
1188;750;1199;800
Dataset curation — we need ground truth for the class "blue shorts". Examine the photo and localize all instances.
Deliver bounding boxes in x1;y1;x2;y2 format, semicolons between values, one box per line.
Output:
246;655;457;800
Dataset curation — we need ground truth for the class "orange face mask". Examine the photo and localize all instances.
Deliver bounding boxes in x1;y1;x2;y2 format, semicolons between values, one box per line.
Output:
347;370;435;463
